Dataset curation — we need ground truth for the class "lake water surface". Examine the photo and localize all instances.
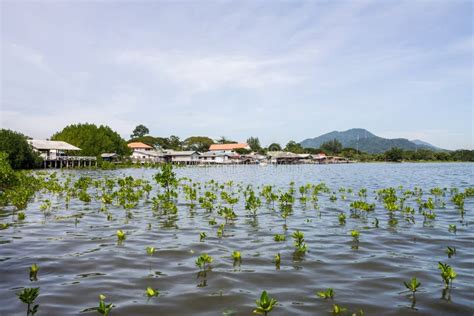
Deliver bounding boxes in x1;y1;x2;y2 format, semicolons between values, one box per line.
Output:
1;163;473;315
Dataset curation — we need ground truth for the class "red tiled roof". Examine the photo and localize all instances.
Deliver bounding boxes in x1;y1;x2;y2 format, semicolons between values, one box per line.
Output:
209;143;249;151
127;142;153;149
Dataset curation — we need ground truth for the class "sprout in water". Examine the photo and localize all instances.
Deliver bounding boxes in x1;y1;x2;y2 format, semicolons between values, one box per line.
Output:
350;230;360;242
29;263;39;281
146;287;159;298
446;246;456;258
317;288;334;299
231;251;241;262
332;304;347;316
273;234;286;242
253;290;277;315
18;212;26;221
448;224;457;233
438;262;457;289
404;277;421;294
116;230;126;242
146;246;156;256
96;294;114;316
195;253;213;271
292;230;308;254
338;213;346;225
274;253;281;269
17;287;40;316
200;232;207;242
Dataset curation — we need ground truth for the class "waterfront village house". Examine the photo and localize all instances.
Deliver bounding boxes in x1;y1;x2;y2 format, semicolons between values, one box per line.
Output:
267;151;305;164
163;151;200;165
28;139;81;160
128;142;164;163
199;151;241;164
100;153;120;162
209;143;250;151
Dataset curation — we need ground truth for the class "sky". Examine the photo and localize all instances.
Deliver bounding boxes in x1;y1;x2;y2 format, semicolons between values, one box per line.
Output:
1;0;472;150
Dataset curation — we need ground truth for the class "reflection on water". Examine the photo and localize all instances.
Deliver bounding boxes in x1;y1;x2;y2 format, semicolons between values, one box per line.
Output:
0;163;473;315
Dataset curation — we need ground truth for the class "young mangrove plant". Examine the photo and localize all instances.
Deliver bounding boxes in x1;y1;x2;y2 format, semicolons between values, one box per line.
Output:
292;230;308;254
317;288;334;299
116;230;126;243
350;230;360;242
273;234;286;242
18;211;26;221
274;253;281;269
438;262;457;288
29;263;39;282
195;253;213;271
338;213;346;225
446;246;456;258
96;294;114;316
146;246;156;256
199;232;207;242
253;290;277;315
332;304;347;316
146;287;159;298
404;277;421;295
17;287;40;316
232;251;242;265
448;224;457;233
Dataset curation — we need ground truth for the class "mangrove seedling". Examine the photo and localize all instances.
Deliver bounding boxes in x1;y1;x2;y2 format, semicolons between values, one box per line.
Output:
446;246;456;258
448;224;457;233
273;234;286;242
17;287;39;316
404;277;421;295
438;262;457;288
292;230;308;253
338;213;346;225
116;230;126;242
146;287;159;298
332;304;347;316
317;288;334;299
195;253;213;270
200;232;207;242
146;246;156;256
350;230;360;242
253;290;277;315
18;212;26;221
231;251;242;262
96;294;114;316
274;253;281;268
29;263;39;281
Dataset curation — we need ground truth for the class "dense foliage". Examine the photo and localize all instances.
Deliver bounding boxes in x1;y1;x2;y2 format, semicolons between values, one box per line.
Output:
51;123;130;157
183;136;214;152
321;139;343;154
130;124;149;139
0;129;41;169
247;137;262;152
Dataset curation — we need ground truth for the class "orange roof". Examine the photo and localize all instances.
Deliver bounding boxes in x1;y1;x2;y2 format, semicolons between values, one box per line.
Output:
128;142;153;149
209;143;249;151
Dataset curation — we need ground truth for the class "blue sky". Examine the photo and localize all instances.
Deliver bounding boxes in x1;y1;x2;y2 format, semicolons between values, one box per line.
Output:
1;0;472;149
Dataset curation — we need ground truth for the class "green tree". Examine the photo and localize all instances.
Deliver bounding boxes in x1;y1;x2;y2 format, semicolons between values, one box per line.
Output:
385;147;404;162
130;124;149;138
128;136;159;148
268;143;281;151
284;140;304;154
247;136;262;152
0;129;41;169
217;136;237;144
183;136;214;152
321;139;343;154
51;123;130;157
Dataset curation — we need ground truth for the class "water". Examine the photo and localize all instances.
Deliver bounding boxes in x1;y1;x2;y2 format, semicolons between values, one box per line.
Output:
1;163;473;315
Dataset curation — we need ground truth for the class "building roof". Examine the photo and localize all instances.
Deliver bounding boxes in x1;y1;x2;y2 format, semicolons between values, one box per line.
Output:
267;151;302;159
101;153;119;158
128;142;153;149
132;150;164;157
209;143;249;151
28;139;81;151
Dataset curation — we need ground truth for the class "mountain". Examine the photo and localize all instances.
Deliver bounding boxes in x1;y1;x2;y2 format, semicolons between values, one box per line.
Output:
411;139;442;151
300;128;444;154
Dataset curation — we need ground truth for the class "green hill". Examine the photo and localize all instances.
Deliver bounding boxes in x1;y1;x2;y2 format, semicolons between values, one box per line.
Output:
300;128;444;154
